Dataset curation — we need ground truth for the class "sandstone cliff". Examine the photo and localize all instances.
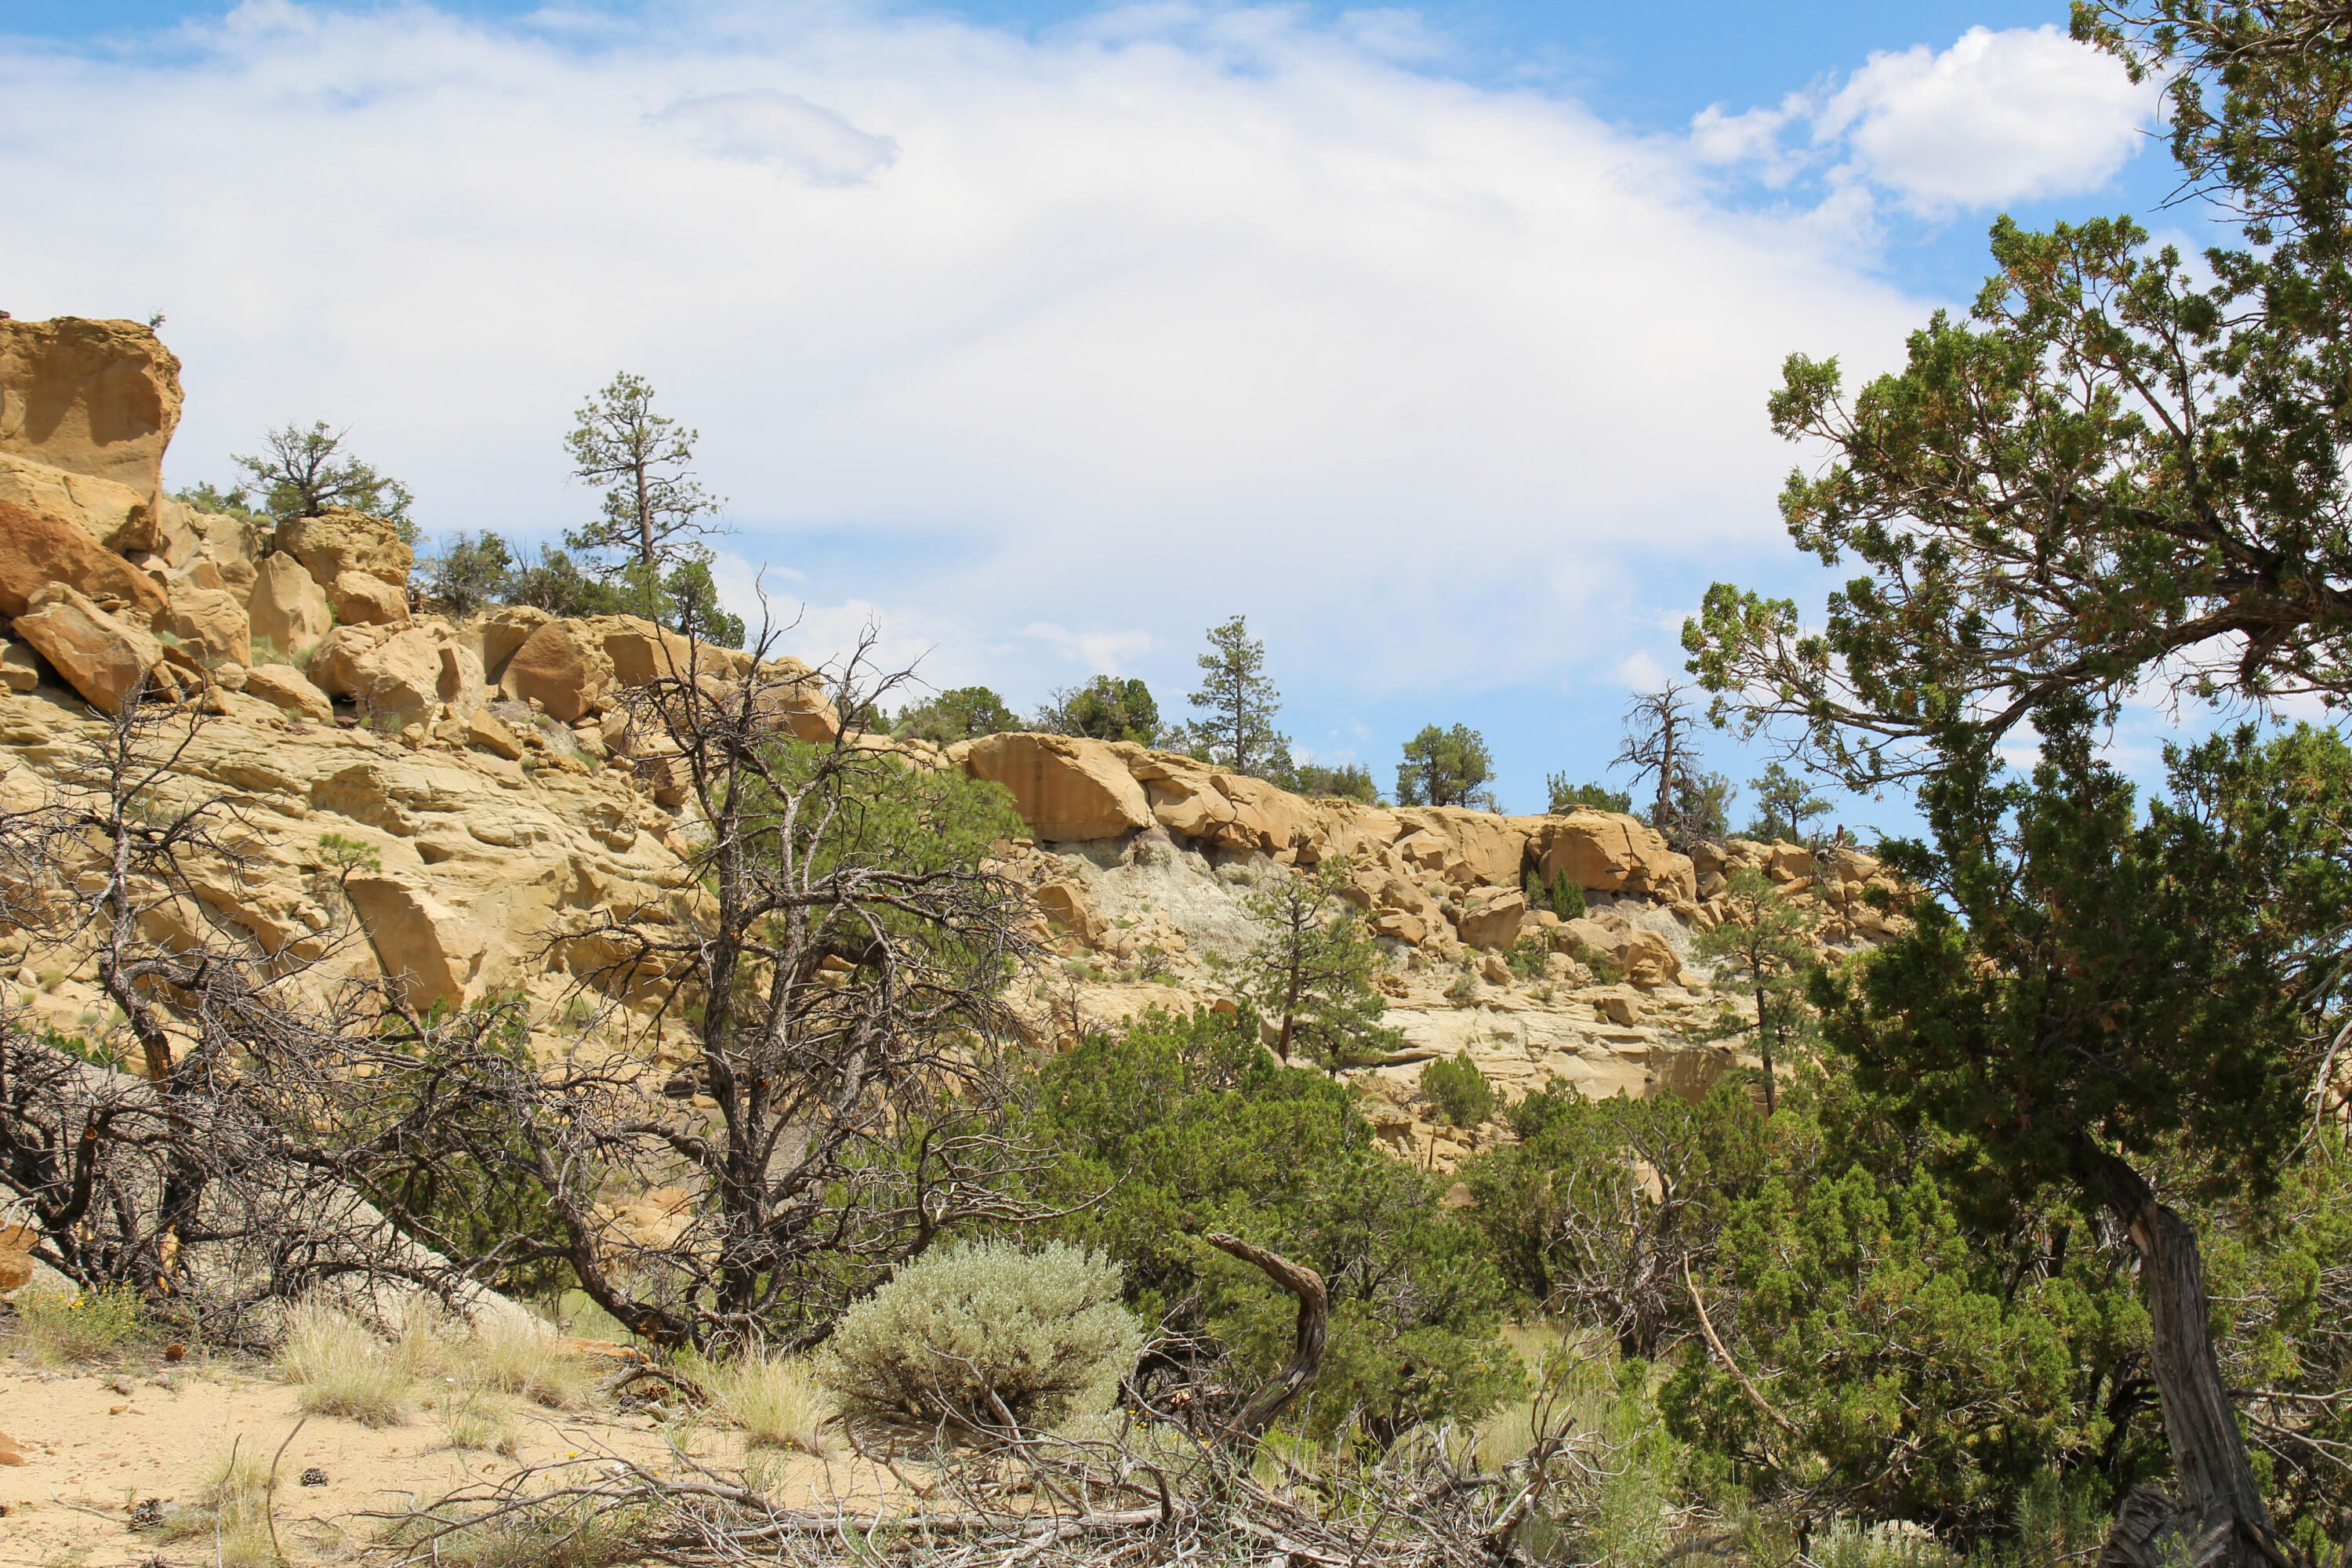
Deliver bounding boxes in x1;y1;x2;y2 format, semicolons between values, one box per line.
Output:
0;315;1887;1163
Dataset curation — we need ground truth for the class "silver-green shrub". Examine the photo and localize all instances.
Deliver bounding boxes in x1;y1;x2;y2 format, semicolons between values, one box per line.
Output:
818;1239;1142;1430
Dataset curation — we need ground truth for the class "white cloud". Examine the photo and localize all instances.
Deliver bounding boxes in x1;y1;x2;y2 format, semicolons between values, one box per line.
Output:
1824;26;2158;211
1693;25;2160;214
1613;652;1666;692
1020;622;1156;675
0;0;1926;713
651;90;898;186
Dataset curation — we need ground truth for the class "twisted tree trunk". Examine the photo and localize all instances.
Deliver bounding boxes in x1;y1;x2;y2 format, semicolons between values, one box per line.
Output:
1204;1232;1327;1439
2086;1153;2291;1568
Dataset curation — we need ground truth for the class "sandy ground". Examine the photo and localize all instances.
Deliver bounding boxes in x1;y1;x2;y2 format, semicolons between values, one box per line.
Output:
0;1341;873;1566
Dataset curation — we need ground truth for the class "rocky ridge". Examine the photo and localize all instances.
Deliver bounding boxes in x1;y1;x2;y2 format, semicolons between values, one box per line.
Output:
0;315;1893;1166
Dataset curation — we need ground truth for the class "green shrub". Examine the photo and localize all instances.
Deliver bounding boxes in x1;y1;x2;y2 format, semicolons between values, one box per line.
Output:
1550;871;1586;920
14;1284;151;1363
818;1239;1142;1430
1506;936;1550;982
1420;1051;1496;1127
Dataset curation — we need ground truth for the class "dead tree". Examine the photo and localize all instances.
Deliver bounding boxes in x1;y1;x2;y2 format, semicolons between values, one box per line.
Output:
0;688;472;1335
1613;681;1700;840
350;613;1057;1349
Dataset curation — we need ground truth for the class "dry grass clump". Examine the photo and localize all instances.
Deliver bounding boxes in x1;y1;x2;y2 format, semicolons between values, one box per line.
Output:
473;1316;600;1410
279;1298;412;1427
709;1350;837;1456
12;1283;151;1364
148;1439;277;1566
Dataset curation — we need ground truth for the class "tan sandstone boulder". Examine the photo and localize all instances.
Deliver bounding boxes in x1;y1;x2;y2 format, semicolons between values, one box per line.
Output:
274;508;413;589
0;315;182;510
242;662;334;721
330;569;411;628
501;619;612;723
956;733;1152;842
1560;916;1682;989
1534;811;1690;899
0;454;159;554
308;625;481;725
1033;880;1105;945
0;641;38;693
1393;808;1527;888
246;552;333;659
164;580;252;666
11;584;181;713
0;498;169;618
476;605;553;683
345;873;485;1009
1456;886;1528;950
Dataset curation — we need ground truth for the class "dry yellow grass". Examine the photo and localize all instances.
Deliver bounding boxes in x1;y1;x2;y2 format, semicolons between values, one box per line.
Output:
279;1298;412;1427
710;1350;837;1456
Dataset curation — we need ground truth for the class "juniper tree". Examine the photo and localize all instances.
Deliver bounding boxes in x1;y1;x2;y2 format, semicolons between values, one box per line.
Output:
1037;675;1161;745
1239;859;1399;1065
1814;704;2352;1567
1693;866;1819;1114
1747;761;1831;845
232;421;416;540
1395;724;1494;808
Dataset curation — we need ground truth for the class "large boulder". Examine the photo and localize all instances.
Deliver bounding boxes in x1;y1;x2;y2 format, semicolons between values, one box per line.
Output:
1533;811;1688;898
501;619;613;723
164;579;252;666
0;316;182;505
594;615;752;686
1393;807;1527;887
344;873;485;1009
274;508;412;589
328;569;411;628
10;584;183;714
242;662;334;721
1214;772;1305;854
245;551;333;659
1457;886;1528;951
476;604;553;682
1559;916;1682;989
0;498;169;618
308;625;459;725
0;452;158;554
956;733;1152;842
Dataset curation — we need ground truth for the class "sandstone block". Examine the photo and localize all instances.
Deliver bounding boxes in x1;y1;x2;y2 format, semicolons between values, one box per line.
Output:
959;733;1152;842
501;619;612;723
1393;807;1526;887
246;552;332;659
11;584;180;713
0;316;182;506
0;497;169;619
466;706;526;760
274;507;412;588
1559;916;1682;989
0;640;38;692
1370;909;1428;945
1033;880;1105;945
165;580;251;666
242;662;334;721
476;604;554;681
1534;811;1682;898
345;873;484;1009
310;624;445;724
329;569;411;628
1456;886;1527;951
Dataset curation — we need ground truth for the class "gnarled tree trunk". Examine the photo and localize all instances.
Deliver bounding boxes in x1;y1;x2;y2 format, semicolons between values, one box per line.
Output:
2087;1153;2291;1568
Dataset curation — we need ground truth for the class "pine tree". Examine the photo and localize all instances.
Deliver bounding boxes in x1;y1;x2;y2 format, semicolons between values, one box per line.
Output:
1186;615;1289;777
1240;858;1400;1065
562;372;728;626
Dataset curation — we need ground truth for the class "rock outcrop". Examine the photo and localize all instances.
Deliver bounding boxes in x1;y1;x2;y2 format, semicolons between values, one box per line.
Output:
0;316;182;517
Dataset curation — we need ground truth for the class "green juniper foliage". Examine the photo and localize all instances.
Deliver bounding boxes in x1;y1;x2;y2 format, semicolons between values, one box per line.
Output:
1747;761;1832;845
1030;1007;1520;1443
1036;675;1162;745
233;420;417;542
1396;724;1495;809
1237;857;1402;1065
897;686;1020;745
1185;615;1290;779
1548;775;1633;815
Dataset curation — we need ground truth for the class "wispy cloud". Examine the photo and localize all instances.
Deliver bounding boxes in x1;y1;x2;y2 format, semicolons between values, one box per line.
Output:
5;0;1931;722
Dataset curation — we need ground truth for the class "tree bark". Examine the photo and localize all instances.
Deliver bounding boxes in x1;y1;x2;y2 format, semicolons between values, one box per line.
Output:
1204;1232;1327;1439
2084;1152;2288;1568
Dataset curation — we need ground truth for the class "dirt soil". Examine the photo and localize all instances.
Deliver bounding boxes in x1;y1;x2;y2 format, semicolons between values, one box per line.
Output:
0;1345;863;1566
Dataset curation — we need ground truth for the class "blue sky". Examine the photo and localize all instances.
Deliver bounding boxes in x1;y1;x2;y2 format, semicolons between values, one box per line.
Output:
2;1;2222;834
